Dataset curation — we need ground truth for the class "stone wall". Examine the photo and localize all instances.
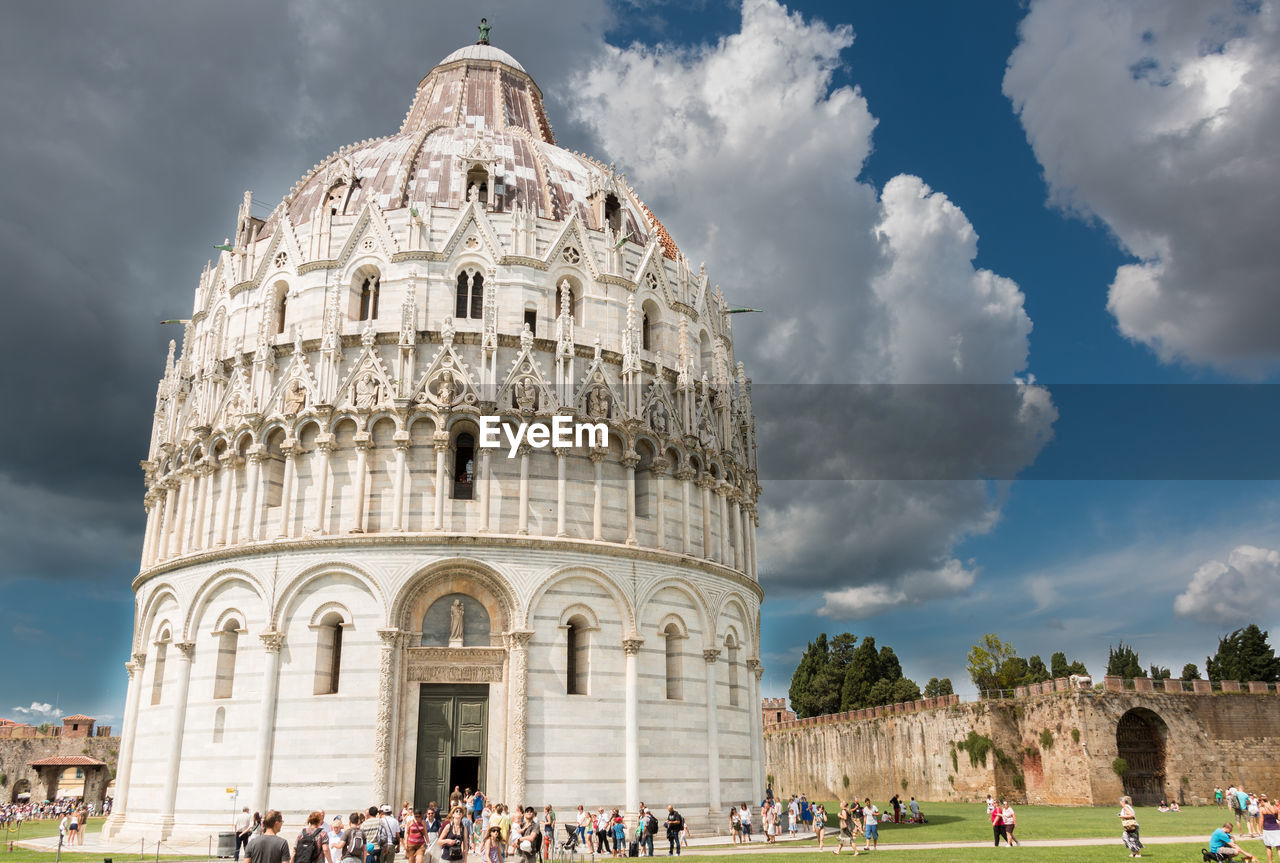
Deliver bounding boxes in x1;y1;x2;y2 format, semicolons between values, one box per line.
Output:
765;689;1280;806
0;737;119;804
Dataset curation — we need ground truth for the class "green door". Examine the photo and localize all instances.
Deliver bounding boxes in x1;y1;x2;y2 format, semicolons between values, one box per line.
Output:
415;684;488;809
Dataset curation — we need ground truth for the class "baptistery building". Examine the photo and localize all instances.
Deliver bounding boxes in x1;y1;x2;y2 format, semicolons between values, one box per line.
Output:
107;38;763;841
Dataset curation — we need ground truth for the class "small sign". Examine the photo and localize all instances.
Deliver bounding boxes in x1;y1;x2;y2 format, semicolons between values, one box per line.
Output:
226;788;237;795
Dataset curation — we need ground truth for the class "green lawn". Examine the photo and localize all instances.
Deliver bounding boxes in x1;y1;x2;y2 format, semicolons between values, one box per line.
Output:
0;818;103;842
706;801;1239;846
693;844;1266;863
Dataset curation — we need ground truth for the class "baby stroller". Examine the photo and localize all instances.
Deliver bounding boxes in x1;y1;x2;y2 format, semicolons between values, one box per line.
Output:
555;824;592;863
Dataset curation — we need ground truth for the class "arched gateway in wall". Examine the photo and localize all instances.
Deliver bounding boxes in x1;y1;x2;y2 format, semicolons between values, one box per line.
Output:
1116;707;1168;806
105;36;764;843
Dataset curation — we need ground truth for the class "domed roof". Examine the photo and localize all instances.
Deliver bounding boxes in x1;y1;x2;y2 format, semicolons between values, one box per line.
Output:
437;43;526;73
265;41;681;260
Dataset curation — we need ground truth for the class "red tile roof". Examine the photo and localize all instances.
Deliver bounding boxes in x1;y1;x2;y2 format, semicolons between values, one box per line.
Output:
28;756;108;767
61;715;96;722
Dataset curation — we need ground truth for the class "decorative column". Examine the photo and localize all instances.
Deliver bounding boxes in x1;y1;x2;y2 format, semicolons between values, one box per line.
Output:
747;510;759;579
278;446;298;538
747;659;765;796
623;452;639;545
216;455;235;546
718;484;731;564
106;653;146;831
176;468;195;554
243;449;263;541
699;476;714;559
351;437;370;533
590;450;606;540
555;447;568;537
195;461;215;549
251;631;285;814
676;467;693;555
507;630;534;806
652;459;668;550
374;628;402;805
159;641;195;837
478;449;492;532
730;494;743;570
313;438;333;534
703;649;722;813
517;443;531;535
391;440;408;531
433;433;449;530
160;478;179;560
141;494;160;567
623;636;644;818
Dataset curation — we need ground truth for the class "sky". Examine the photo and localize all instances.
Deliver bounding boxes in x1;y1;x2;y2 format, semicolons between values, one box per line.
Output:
2;0;1280;726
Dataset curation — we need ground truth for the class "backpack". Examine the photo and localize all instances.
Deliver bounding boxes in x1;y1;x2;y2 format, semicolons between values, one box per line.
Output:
343;828;366;860
377;818;395;847
644;813;658;836
295;827;322;863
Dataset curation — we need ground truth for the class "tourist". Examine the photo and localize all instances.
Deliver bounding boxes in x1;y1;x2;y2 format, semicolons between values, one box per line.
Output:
1240;788;1254;835
831;801;853;856
478;825;503;863
1001;800;1020;847
573;805;588;846
1211;822;1258;862
295;811;328;863
861;800;879;852
1260;795;1279;863
381;805;402;863
248;811;292;863
541;805;556;859
990;800;1007;848
440;807;469;863
402;811;426;863
235;808;256;862
329;815;350;863
909;797;920;823
361;807;384;863
740;803;753;843
493;805;509;847
1118;795;1142;858
512;809;539;863
610;810;626;857
814;804;827;851
1218;788;1226;809
1231;787;1243;830
663;806;684;856
788;796;799;838
641;806;658;857
593;808;610;855
67;809;79;845
889;794;901;825
425;807;442;849
1250;794;1263;838
339;813;366;863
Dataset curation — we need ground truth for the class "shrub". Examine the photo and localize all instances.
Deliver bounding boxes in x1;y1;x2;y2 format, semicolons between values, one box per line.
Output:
901;777;908;791
958;731;994;768
1112;758;1129;777
843;775;850;789
1071;728;1081;744
950;747;959;773
1040;728;1054;750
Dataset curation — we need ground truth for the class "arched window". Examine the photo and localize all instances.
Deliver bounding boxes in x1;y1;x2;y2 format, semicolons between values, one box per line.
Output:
358;275;379;321
664;623;683;700
642;313;651;351
276;292;288;335
566;615;590;695
699;331;713;375
212;706;225;743
213;619;240;699
604;193;622;234
556;281;577;323
726;635;740;707
313;611;345;695
635;444;653;519
150;633;170;705
455;272;484;320
466;166;489;205
326;183;346;217
453;433;475;500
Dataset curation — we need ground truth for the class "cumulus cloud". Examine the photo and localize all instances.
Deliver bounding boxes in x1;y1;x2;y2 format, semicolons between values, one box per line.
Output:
1174;544;1280;625
570;0;1052;616
11;702;63;721
1004;0;1280;375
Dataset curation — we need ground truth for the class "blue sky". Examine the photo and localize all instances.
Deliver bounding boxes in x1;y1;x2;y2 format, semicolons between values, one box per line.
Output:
3;0;1279;724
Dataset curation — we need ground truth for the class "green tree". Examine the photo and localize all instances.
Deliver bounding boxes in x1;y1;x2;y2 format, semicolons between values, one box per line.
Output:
890;677;922;703
1026;655;1051;684
877;645;904;682
815;633;858;715
867;678;896;706
1180;663;1201;681
1106;642;1146;678
1206;624;1280;683
968;633;1018;694
840;636;884;709
924;677;954;697
788;633;829;718
1149;664;1171;679
1050;651;1070;679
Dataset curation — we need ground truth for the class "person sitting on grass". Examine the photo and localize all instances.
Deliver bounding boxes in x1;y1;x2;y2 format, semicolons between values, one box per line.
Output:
1211;822;1258;862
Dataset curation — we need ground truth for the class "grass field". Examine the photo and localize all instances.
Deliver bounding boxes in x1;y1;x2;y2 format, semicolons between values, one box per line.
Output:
0;818;103;842
693;844;1268;863
706;801;1243;846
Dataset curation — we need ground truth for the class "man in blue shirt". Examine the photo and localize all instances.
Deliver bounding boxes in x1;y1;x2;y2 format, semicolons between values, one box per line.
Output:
1209;823;1257;861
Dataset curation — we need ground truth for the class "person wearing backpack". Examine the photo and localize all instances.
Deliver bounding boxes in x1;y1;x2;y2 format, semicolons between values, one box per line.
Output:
295;812;327;863
663;806;684;856
361;808;384;863
642;808;658;857
341;813;367;863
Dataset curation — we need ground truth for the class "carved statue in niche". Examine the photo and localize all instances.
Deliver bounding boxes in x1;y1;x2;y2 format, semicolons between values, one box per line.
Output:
435;369;457;407
449;598;465;646
650;402;668;435
520;322;534;352
225;392;245;427
354;372;381;410
588;386;610;419
441;315;456;348
515;376;538;412
282;377;308;415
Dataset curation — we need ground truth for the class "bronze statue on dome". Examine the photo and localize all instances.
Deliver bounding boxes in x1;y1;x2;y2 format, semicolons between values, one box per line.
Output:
477;18;491;46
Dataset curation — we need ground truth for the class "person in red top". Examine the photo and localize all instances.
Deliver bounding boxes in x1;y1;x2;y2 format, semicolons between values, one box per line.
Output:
403;811;426;863
991;802;1008;846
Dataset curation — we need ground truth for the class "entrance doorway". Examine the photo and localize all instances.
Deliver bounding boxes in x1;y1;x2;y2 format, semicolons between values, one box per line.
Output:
415;684;488;808
1116;707;1168;806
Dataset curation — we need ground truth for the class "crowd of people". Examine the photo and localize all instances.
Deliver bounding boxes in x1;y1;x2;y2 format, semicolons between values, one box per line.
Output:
238;790;692;863
0;797;110;838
